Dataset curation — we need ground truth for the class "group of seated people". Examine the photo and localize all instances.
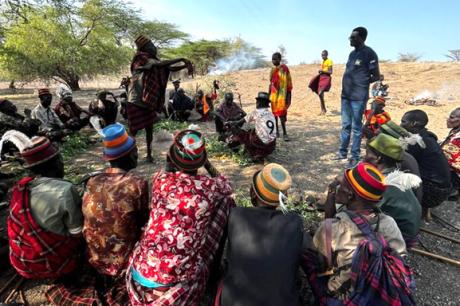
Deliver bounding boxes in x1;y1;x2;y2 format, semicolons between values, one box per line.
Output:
1;80;459;305
1;87;122;143
166;79;218;122
6;103;460;305
215;91;277;162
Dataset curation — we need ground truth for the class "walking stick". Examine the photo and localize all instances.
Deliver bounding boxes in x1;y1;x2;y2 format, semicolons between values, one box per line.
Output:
0;273;19;296
420;227;460;244
411;248;460;268
431;212;460;232
4;277;25;303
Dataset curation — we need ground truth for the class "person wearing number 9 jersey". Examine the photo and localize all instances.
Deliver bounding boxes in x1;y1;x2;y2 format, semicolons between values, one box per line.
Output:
228;92;277;162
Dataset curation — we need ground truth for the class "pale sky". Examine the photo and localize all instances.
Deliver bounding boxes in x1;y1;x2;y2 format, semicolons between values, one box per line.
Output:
130;0;460;64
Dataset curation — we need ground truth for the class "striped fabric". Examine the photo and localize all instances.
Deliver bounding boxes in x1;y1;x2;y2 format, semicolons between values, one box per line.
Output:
252;163;291;206
374;96;386;104
126;103;157;134
302;211;416;306
102;123;135;160
345;162;386;202
8;177;81;279
168;130;206;171
21;137;59;168
345;210;416;306
38;88;51;96
134;35;151;49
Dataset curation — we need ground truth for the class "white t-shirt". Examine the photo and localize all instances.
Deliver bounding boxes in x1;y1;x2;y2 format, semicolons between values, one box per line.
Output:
245;108;276;144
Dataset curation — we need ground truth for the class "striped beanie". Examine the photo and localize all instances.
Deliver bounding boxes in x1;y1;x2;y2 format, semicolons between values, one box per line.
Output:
374;96;386;105
168;130;206;171
252;163;292;206
135;35;151;49
0;132;58;168
38;88;51;97
22;137;59;168
344;162;386;202
102;123;136;160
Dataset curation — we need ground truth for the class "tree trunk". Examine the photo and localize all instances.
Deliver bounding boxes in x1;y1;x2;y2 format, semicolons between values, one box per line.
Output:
66;75;81;91
55;68;81;91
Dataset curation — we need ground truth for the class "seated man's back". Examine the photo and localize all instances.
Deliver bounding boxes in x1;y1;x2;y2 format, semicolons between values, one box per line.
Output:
83;168;148;276
5;136;82;279
222;207;307;306
314;210;406;297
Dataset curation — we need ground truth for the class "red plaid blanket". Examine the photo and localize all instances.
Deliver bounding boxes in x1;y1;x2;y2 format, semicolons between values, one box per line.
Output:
8;177;81;279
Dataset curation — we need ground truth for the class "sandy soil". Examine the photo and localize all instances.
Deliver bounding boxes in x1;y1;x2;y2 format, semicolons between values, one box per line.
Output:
1;62;460;305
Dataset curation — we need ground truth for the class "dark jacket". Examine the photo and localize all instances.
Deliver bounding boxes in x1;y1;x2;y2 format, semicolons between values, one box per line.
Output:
406;129;451;188
221;207;309;306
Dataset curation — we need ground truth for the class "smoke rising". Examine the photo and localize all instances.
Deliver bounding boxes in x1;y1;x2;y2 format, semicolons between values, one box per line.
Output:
209;50;265;75
413;82;460;101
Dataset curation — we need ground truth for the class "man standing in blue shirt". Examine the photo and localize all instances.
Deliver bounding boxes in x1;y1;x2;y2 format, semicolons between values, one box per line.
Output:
337;27;380;168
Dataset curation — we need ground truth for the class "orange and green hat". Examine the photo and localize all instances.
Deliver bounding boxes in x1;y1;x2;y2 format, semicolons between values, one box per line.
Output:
102;123;136;160
252;163;292;206
344;162;386;202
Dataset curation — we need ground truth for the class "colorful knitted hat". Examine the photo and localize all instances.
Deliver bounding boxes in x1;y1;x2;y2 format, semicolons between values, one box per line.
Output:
38;88;51;97
380;121;410;139
102;123;136;160
135;35;151;49
374;96;386;105
252;163;292;206
168;130;206;171
0;131;59;168
368;133;404;161
22;137;60;168
344;162;386;202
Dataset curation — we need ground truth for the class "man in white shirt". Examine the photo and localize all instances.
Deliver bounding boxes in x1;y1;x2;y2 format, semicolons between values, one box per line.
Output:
227;92;277;162
31;88;68;141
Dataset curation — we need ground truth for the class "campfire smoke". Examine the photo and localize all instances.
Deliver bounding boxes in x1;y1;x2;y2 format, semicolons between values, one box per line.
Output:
209;50;264;75
413;82;460;102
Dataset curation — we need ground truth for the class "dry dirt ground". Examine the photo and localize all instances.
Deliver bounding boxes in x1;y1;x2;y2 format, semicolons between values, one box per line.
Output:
1;62;460;305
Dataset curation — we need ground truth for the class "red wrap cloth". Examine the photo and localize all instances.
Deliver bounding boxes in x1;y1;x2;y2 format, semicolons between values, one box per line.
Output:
8;177;81;279
308;74;332;94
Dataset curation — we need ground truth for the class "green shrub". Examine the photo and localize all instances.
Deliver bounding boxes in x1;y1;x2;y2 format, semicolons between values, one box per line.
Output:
205;135;253;167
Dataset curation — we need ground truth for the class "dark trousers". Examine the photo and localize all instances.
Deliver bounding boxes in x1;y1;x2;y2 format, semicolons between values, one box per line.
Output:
215;116;225;134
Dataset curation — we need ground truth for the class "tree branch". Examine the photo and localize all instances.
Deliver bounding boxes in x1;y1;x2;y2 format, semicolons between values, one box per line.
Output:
79;17;99;46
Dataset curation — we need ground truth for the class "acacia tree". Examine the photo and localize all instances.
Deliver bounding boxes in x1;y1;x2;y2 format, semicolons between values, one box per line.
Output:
0;0;139;90
1;0;187;90
445;49;460;62
163;39;232;75
397;52;422;62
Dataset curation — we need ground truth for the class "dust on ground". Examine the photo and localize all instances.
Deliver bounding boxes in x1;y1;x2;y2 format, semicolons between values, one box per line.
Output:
1;62;460;305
